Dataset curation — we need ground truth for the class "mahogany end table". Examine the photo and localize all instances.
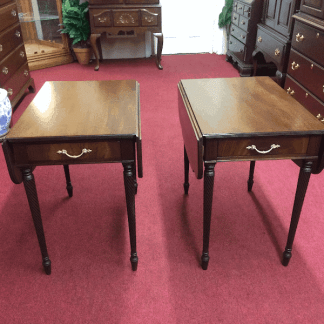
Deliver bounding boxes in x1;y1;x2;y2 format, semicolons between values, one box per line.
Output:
178;76;324;270
2;80;143;274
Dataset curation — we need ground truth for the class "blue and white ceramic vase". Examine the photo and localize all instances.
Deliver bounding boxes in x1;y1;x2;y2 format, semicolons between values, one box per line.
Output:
0;88;12;137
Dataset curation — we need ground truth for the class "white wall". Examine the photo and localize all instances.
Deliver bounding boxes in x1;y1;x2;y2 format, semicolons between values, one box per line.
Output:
99;0;227;59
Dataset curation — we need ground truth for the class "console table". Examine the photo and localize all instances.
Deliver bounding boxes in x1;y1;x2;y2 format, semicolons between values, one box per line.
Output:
89;0;163;71
178;77;324;270
2;80;143;274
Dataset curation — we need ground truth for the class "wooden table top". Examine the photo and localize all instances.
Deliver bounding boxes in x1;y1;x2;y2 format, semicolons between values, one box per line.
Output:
179;77;324;138
7;80;140;141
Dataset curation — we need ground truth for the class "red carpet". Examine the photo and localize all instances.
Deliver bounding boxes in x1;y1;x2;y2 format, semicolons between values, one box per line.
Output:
1;54;324;323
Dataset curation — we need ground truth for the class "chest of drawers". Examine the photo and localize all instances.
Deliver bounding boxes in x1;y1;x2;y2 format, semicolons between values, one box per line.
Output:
89;0;163;71
0;0;34;111
226;0;263;76
284;12;324;121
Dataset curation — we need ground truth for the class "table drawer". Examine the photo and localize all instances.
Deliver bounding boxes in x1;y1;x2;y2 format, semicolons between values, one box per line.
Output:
287;49;324;102
285;75;324;121
0;23;23;62
0;3;19;34
217;136;311;160
231;25;247;44
12;141;123;166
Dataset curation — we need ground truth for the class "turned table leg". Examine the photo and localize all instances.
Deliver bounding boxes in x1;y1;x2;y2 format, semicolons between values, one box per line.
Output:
282;160;313;266
22;168;51;275
184;146;190;194
123;162;138;271
201;162;216;270
248;161;256;192
90;33;101;71
153;33;163;70
63;165;73;197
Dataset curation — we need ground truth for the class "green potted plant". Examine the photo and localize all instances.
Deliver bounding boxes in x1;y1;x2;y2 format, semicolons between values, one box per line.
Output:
60;0;91;65
218;0;233;43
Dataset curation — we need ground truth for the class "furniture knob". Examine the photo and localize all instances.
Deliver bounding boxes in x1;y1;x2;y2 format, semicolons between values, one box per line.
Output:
2;67;8;75
7;88;13;96
57;148;92;159
274;48;280;56
246;144;280;154
229;41;232;44
311;64;314;69
98;17;107;23
287;87;295;95
316;33;320;38
305;92;309;98
296;33;305;42
240;49;244;53
15;30;21;37
11;10;17;17
20;51;25;58
232;28;234;31
291;61;300;70
244;9;249;12
233;17;237;20
24;70;29;77
257;36;262;42
323;85;324;93
241;35;245;39
241;20;246;25
0;44;2;52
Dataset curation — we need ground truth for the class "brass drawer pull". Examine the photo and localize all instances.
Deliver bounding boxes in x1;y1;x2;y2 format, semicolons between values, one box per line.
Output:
57;148;92;159
286;87;295;96
20;51;25;58
246;144;280;154
2;67;8;75
15;30;21;37
0;44;3;52
257;36;262;42
296;33;304;42
274;48;280;56
291;62;300;70
11;10;17;17
98;17;107;23
24;70;29;77
7;88;13;96
316;33;320;38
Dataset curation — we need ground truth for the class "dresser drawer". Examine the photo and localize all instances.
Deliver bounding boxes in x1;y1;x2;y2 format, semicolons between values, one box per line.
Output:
288;49;324;102
0;3;19;33
285;75;324;121
256;27;286;66
217;136;311;160
232;12;239;26
12;141;123;166
236;2;244;15
228;35;245;61
238;15;249;32
0;44;27;85
0;23;23;62
292;20;324;65
230;25;247;44
2;62;30;102
243;4;251;18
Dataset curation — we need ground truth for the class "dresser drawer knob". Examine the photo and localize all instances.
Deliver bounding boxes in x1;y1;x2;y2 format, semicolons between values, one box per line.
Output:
20;51;25;58
15;30;21;37
7;88;13;96
274;48;280;56
240;49;244;53
24;70;29;77
316;33;320;39
287;87;292;94
2;67;9;75
323;85;324;93
241;35;245;39
233;17;237;20
291;61;300;70
305;92;309;98
238;6;242;9
296;33;304;42
317;114;322;119
257;36;262;43
246;144;280;154
57;148;92;159
11;10;17;17
286;87;295;96
310;64;314;69
241;20;246;25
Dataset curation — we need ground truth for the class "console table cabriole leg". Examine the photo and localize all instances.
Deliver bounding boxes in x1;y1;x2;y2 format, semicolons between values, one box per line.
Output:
248;161;256;192
123;162;138;271
22;168;51;275
201;162;216;270
63;165;73;197
184;146;190;194
90;33;101;71
153;33;163;70
282;160;313;266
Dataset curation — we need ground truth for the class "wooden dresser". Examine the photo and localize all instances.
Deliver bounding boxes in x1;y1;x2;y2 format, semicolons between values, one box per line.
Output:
226;0;263;76
284;1;324;121
89;0;163;71
253;0;301;86
0;0;35;111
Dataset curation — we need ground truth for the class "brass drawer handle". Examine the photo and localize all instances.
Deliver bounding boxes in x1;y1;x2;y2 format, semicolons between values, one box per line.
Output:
286;87;295;96
274;48;280;56
296;33;304;42
11;10;17;17
57;148;92;159
20;51;25;58
257;36;262;42
2;67;9;75
24;70;29;77
98;17;107;23
246;144;280;154
0;44;2;52
15;30;21;37
7;88;13;96
291;61;300;70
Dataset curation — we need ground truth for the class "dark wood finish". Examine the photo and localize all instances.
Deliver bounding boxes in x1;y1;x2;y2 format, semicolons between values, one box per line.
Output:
284;12;324;124
0;0;35;110
226;0;263;76
300;0;324;19
178;77;324;270
88;0;163;71
253;0;301;86
2;80;143;274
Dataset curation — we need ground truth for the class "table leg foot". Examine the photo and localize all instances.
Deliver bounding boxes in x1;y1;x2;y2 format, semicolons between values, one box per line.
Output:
130;253;138;271
153;33;163;70
90;34;101;71
201;252;209;270
282;249;291;266
43;257;52;275
63;165;73;197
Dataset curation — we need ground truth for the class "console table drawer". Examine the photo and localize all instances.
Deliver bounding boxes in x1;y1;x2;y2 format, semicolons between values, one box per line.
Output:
217;136;311;160
12;141;122;166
